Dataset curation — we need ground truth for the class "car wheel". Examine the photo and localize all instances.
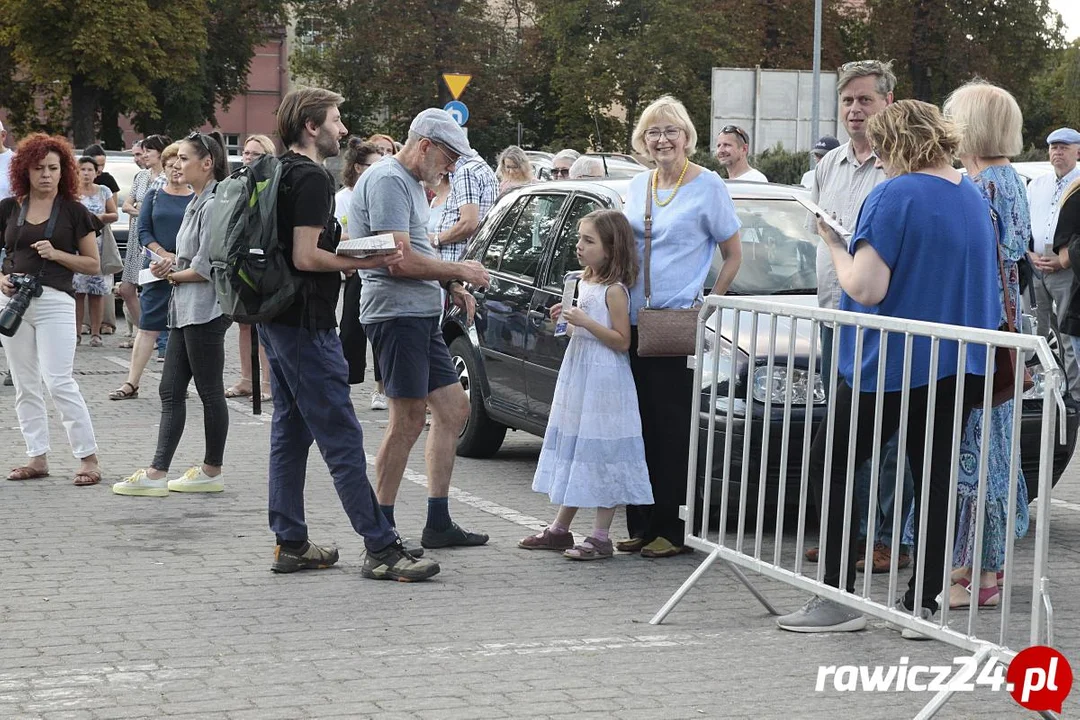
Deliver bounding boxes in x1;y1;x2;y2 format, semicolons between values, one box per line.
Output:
450;336;508;458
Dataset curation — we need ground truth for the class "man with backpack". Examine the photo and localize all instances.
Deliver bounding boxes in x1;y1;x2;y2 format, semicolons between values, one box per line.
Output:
251;87;440;582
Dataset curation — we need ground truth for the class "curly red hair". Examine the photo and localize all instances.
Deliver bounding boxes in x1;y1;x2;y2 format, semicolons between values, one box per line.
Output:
9;134;79;201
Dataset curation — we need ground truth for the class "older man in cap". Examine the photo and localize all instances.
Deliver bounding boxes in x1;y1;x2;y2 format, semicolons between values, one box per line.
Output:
350;108;492;551
801;136;840;189
1027;127;1080;404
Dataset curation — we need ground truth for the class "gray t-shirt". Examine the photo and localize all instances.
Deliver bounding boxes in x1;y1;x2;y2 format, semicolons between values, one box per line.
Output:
350;157;442;323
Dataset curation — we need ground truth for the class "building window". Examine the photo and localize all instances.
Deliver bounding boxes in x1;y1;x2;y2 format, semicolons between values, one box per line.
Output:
224;134;240;152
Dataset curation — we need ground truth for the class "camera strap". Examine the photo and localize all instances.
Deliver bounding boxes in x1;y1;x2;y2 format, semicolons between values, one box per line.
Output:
15;197;61;278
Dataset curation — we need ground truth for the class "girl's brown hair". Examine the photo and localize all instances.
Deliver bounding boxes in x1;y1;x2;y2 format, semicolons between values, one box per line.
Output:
579;209;638;287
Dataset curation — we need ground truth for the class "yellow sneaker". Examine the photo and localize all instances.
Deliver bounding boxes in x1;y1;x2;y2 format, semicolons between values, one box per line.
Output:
112;469;169;497
167;467;224;493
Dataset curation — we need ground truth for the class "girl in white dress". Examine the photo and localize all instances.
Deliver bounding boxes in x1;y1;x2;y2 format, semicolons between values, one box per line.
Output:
520;210;653;560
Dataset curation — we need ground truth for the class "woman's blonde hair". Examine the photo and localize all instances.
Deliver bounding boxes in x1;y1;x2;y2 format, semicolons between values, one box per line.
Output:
943;80;1023;158
866;100;961;175
1061;178;1080;208
579;209;638;287
245;133;276;155
160;142;181;166
631;95;697;157
496;145;533;184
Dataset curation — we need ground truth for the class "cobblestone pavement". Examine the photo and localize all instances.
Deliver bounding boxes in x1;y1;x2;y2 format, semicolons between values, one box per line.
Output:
1;325;1078;719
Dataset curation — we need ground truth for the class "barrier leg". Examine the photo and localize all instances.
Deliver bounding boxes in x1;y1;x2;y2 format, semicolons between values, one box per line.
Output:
650;550;780;624
913;647;994;720
650;549;723;625
726;562;780;616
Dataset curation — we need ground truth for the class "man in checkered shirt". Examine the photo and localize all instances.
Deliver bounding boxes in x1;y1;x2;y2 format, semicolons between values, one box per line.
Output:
431;154;498;261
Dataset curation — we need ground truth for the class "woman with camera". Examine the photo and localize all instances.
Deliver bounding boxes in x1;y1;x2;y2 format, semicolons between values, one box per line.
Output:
112;131;231;497
0;134;104;486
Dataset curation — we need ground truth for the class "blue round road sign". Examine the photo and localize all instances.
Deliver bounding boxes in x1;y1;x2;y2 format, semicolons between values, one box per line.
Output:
443;100;469;126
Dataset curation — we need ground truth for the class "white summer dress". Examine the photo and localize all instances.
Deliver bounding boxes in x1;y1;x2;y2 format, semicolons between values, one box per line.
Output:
531;280;654;508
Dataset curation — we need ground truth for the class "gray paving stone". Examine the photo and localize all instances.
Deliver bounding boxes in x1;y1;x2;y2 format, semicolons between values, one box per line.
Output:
2;329;1079;719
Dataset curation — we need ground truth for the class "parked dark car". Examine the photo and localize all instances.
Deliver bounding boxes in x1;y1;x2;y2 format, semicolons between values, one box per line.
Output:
441;178;1077;510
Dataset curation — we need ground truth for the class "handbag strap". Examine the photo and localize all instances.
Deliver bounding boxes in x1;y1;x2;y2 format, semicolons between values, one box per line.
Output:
986;180;1018;333
643;172;653;307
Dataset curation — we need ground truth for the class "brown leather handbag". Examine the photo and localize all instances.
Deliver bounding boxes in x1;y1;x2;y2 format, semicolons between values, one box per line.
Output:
990;206;1034;406
635;173;700;357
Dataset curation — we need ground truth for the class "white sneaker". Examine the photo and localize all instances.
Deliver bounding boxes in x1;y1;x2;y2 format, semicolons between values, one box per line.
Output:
886;598;934;640
167;467;224;493
370;392;388;410
112;469;169;497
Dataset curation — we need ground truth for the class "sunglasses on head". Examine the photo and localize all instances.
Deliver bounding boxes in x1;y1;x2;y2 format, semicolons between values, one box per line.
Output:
186;131;214;155
720;125;749;146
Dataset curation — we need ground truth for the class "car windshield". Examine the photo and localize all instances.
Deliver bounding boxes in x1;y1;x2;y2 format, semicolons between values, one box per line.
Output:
710;198;818;295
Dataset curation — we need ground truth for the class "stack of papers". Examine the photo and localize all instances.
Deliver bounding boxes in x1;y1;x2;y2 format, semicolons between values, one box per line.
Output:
336;233;398;258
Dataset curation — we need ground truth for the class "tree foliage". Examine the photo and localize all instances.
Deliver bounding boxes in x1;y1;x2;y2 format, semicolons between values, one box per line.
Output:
0;0;288;147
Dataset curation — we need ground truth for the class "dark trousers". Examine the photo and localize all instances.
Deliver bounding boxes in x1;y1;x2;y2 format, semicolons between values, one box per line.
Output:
259;323;396;552
340;273;368;384
626;327;694;545
152;316;230;470
813;374;977;612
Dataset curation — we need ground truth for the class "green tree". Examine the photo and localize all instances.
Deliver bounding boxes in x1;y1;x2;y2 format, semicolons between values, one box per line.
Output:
856;0;1064;106
0;0;208;147
290;0;525;161
1023;39;1080;144
131;0;291;140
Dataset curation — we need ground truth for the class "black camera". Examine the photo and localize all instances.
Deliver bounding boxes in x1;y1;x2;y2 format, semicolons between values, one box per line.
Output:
0;274;44;337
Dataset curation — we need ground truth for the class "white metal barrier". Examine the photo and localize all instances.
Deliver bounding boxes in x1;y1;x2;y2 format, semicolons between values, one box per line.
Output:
650;296;1067;720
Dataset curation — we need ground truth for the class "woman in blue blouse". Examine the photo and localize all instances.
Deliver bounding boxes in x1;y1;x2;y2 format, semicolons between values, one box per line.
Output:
620;96;743;558
777;100;1001;634
109;144;194;400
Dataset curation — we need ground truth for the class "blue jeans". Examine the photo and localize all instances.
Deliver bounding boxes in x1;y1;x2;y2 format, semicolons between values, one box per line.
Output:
156;329;168;355
259;323;397;552
854;434;915;548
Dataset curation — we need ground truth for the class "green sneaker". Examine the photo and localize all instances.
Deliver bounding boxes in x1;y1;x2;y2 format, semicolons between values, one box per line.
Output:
271;541;340;573
361;540;440;582
112;469;169;497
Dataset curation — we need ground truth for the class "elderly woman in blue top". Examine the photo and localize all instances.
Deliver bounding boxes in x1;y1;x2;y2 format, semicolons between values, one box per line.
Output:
620;95;742;558
112;132;232;498
777;100;1001;635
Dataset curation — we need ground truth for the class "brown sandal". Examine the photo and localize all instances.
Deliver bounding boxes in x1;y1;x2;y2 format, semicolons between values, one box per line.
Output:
109;382;139;400
73;469;102;486
7;466;50;481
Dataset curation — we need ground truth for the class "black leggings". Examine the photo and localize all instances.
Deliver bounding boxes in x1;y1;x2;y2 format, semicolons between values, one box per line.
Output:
152;316;231;470
813;374;980;612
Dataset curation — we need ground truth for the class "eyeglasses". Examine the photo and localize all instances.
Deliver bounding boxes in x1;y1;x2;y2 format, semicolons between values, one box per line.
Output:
550;167;570;178
720;125;749;146
644;127;683;143
186;131;212;155
425;138;458;167
241;150;264;159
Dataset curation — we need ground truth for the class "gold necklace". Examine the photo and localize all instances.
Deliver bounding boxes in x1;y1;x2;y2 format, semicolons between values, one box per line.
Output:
652;159;690;207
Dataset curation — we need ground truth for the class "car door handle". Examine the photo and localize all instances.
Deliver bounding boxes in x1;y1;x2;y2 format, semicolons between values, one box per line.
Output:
528;309;546;325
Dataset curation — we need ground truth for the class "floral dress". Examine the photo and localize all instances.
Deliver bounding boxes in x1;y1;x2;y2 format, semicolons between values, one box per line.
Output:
72;185;113;296
954;165;1030;570
121;169;157;284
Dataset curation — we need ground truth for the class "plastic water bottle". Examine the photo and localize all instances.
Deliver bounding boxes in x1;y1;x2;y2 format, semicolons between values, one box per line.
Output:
554;271;582;337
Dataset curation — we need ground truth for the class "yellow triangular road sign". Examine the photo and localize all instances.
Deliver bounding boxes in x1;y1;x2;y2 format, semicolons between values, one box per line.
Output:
443;73;472;100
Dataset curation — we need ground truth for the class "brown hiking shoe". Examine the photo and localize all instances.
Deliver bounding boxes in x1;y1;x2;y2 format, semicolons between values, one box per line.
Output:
805;538;865;564
856;542;911;573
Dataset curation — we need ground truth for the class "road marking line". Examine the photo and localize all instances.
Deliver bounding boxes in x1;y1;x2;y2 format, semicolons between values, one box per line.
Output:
404;468;548;532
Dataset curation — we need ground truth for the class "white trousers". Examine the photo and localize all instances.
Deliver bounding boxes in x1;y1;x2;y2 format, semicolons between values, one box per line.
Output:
1;286;98;458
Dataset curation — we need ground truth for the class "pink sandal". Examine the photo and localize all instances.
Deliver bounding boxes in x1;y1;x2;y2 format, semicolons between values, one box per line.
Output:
564;536;614;561
949;577;1000;608
518;527;573;551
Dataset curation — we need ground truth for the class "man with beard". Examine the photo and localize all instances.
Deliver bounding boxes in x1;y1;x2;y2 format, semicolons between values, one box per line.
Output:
259;87;441;582
349;109;491;552
715;125;768;182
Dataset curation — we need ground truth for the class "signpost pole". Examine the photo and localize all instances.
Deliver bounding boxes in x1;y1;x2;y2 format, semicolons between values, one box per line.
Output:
810;0;822;163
